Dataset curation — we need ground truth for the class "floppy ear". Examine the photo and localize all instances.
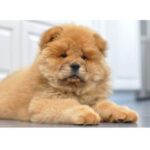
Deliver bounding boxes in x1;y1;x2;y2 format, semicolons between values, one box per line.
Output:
39;26;63;50
94;33;107;56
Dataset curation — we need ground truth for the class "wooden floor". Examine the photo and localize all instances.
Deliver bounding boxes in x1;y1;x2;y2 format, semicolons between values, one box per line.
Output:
0;100;149;127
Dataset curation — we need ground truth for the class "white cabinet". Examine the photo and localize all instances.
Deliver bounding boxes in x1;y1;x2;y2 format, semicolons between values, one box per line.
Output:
0;21;20;79
112;21;141;90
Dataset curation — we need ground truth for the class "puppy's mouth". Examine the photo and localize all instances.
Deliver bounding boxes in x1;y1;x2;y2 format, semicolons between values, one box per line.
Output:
62;74;84;83
66;75;81;82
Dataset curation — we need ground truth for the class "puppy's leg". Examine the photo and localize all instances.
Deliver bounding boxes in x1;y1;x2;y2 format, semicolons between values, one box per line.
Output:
93;100;138;123
29;98;100;125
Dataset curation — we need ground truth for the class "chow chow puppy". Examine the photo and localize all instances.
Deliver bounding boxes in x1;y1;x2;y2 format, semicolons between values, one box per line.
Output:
0;24;138;125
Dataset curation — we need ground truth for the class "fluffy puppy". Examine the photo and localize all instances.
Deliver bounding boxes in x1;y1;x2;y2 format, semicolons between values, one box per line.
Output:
0;24;138;124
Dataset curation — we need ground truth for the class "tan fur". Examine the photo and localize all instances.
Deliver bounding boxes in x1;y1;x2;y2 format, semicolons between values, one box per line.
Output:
0;24;138;125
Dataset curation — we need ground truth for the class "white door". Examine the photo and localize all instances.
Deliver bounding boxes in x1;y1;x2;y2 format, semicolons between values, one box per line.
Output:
0;21;20;80
92;21;141;90
20;21;54;67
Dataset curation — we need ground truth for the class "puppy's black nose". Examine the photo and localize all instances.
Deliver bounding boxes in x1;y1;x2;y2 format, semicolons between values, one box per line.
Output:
70;63;80;73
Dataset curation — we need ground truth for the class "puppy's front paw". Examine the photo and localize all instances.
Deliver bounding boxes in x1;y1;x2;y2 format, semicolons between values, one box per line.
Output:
107;106;138;123
64;105;101;125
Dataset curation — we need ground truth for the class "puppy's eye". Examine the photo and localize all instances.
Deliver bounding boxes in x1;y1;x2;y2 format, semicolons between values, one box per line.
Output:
81;55;87;60
60;53;67;58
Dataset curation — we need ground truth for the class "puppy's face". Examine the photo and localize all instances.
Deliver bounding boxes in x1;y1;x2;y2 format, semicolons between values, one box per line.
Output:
38;25;109;90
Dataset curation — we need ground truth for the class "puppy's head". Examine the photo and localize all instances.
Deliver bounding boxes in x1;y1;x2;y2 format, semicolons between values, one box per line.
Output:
37;24;109;91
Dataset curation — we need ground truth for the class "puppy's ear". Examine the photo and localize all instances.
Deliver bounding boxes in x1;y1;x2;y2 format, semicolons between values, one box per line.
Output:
39;26;63;50
94;33;107;56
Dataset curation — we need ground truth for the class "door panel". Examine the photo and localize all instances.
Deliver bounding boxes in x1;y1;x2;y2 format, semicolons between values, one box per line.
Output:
0;21;20;79
92;21;141;90
21;21;53;67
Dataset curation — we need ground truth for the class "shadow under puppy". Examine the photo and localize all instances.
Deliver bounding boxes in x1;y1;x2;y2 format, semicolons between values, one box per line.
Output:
0;24;138;124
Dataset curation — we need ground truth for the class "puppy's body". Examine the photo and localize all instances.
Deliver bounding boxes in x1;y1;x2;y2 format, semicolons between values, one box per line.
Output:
0;24;138;124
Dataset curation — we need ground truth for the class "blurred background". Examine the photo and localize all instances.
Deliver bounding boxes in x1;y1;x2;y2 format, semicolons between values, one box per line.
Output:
0;20;149;103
